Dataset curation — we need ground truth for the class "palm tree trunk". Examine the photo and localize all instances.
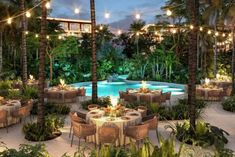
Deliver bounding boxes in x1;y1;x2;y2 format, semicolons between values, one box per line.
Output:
187;0;199;130
90;0;98;101
21;0;28;87
37;0;47;126
231;28;235;95
0;31;2;75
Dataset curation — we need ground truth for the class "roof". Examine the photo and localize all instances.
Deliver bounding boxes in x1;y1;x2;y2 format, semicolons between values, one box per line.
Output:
47;17;91;24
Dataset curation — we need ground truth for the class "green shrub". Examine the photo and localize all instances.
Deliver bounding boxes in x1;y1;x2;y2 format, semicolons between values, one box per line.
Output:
0;144;50;157
6;89;22;99
81;97;111;110
22;86;38;100
23;114;64;141
171;121;229;149
222;96;235;112
0;80;12;97
31;102;70;115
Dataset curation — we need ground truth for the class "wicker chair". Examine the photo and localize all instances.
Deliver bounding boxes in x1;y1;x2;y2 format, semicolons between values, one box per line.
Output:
165;92;172;105
152;94;161;105
139;94;151;104
126;88;133;93
208;89;223;101
69;111;86;138
98;123;120;147
142;114;159;131
88;104;100;111
12;106;31;124
160;93;167;103
136;106;147;117
124;123;149;148
119;91;127;100
71;122;96;147
125;94;137;103
0;110;8;133
78;88;86;96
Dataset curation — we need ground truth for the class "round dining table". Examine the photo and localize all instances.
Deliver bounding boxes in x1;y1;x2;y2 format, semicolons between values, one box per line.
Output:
127;89;162;103
86;109;142;146
0;100;21;128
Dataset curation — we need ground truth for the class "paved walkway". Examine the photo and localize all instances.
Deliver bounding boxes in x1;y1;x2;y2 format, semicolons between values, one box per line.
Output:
0;101;234;157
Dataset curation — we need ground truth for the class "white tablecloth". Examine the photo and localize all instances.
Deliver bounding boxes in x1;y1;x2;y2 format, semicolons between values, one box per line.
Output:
86;109;142;145
0;100;21;128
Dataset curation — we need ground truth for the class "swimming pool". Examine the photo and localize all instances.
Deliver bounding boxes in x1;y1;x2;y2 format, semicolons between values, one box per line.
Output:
72;81;185;97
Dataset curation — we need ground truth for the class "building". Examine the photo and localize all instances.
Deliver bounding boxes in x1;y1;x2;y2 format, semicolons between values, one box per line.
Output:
47;17;91;37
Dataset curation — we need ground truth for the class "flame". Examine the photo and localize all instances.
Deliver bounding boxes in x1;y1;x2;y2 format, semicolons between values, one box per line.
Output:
29;75;34;80
205;78;210;85
60;79;65;86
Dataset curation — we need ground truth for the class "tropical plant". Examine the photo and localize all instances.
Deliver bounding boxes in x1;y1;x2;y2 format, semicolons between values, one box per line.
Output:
81;97;111;110
31;102;70;115
23;114;64;141
222;96;235;112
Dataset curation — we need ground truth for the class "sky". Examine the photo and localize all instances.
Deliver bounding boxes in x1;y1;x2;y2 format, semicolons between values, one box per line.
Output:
50;0;166;30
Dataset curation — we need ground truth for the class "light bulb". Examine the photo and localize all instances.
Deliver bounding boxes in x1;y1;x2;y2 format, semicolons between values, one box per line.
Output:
35;34;39;38
104;12;110;19
74;8;80;14
135;13;140;19
190;25;194;30
166;9;172;16
46;35;49;39
45;2;51;9
199;27;203;31
7;18;12;24
58;35;62;39
25;31;29;35
215;32;219;36
172;29;177;34
222;33;225;37
117;30;122;35
207;30;211;35
26;11;31;18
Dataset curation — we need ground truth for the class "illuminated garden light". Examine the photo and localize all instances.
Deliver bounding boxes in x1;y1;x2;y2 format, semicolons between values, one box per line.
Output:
26;11;31;18
46;35;50;39
45;2;51;9
74;8;80;14
166;9;172;16
7;18;12;24
104;12;110;19
135;13;140;19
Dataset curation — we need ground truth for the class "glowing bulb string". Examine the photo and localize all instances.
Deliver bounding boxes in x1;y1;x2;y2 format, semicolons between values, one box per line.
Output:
0;0;48;24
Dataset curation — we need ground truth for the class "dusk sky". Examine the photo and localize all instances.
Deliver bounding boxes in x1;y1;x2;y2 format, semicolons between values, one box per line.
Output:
50;0;166;30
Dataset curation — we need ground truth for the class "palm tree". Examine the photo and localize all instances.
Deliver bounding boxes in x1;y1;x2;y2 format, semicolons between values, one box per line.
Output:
21;0;28;87
90;0;98;102
187;0;199;130
37;0;47;126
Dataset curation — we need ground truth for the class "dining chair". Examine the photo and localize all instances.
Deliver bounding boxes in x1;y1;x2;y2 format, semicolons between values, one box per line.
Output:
152;94;161;105
165;92;172;105
69;111;86;138
125;94;137;103
0;110;8;133
98;123;120;147
160;93;167;104
71;121;96;148
124;123;149;148
139;94;151;104
88;104;100;111
142;114;159;132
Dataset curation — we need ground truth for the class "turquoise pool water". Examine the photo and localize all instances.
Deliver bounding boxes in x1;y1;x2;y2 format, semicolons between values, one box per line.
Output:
72;81;185;97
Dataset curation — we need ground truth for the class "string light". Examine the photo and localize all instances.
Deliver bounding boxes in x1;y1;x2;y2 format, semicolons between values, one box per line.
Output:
7;18;12;24
45;2;51;9
199;27;203;31
215;32;219;36
154;31;158;35
25;31;29;35
104;12;110;19
58;35;62;39
229;33;232;37
136;32;140;36
135;13;141;20
222;33;226;37
172;29;177;34
207;30;211;35
99;25;103;30
35;34;39;38
26;11;31;18
74;8;80;14
189;25;194;30
166;9;172;16
46;35;50;39
117;30;122;35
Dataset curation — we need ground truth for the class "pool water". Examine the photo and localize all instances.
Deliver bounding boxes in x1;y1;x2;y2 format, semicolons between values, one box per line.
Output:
72;81;185;97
